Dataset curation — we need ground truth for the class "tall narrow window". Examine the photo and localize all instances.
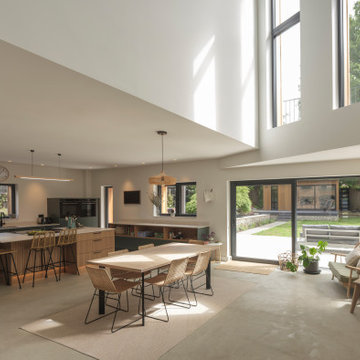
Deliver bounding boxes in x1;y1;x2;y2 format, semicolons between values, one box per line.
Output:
0;184;16;218
272;0;301;127
339;0;360;106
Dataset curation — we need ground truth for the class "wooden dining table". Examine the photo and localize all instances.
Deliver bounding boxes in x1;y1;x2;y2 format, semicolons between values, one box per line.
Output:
87;242;216;325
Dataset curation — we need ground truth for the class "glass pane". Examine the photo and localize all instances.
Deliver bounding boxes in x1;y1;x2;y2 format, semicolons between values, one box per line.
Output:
275;23;301;126
160;185;176;215
275;0;300;26
0;185;10;217
344;0;360;105
297;185;315;209
181;184;197;215
296;178;360;269
235;184;292;262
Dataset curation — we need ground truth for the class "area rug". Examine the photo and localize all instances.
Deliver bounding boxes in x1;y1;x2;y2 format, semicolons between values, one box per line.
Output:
21;276;255;360
215;260;277;275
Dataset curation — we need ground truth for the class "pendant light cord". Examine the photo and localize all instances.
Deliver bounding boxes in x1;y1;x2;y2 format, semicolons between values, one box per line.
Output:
58;153;62;178
161;134;164;173
30;149;34;176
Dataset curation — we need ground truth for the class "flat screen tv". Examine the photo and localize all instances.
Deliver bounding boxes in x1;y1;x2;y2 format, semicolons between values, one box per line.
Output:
124;191;140;204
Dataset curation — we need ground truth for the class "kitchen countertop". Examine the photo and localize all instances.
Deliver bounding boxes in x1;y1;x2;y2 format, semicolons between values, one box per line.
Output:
0;223;60;232
0;227;114;244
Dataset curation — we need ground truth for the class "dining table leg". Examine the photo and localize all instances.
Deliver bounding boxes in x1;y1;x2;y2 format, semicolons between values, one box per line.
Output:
141;273;145;325
99;290;105;314
206;261;211;289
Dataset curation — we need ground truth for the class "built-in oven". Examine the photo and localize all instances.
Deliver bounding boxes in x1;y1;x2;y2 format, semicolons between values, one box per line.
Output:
59;199;81;218
80;199;97;217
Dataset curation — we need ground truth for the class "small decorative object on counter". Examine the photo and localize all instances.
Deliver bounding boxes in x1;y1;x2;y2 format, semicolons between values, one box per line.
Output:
65;215;78;229
169;208;175;217
207;231;216;242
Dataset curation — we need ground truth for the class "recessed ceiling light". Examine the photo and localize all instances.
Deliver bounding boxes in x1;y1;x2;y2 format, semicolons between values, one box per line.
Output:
173;159;177;161
7;160;12;163
40;163;45;166
114;165;118;168
89;166;93;169
142;162;145;165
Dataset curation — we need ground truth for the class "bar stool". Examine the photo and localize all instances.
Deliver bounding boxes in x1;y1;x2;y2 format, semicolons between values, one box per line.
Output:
57;228;79;280
0;249;21;289
23;231;58;287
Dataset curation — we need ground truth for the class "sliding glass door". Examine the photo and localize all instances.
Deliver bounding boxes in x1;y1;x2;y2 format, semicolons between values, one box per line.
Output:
230;180;297;264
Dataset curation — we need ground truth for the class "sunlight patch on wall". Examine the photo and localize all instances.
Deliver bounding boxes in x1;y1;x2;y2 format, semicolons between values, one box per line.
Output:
193;36;216;130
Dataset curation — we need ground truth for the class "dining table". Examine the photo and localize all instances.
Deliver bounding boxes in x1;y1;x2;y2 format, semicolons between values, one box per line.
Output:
87;242;216;325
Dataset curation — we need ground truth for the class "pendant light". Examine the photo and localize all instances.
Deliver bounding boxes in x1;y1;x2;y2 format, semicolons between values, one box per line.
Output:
14;150;74;182
148;131;176;185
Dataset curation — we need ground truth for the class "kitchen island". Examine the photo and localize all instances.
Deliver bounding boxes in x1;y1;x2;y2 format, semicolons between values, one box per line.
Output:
0;227;115;286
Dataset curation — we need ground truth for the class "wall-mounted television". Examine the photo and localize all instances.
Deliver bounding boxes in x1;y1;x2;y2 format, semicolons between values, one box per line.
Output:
124;191;140;204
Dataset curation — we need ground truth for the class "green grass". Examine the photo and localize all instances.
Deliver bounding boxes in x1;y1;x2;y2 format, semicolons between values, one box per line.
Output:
253;217;360;237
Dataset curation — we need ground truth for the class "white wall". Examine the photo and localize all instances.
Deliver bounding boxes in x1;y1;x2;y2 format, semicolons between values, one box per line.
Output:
0;162;86;224
0;0;258;147
222;0;360;168
90;157;360;259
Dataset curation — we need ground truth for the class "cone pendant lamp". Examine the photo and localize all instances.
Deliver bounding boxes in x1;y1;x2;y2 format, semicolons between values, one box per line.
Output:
148;131;176;186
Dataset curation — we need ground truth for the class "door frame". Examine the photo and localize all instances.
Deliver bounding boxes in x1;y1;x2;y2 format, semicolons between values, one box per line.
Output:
230;179;297;264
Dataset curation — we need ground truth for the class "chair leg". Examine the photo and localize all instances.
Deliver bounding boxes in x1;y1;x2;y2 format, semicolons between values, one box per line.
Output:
47;248;58;282
138;286;169;323
188;271;214;296
167;280;191;309
189;276;198;307
32;250;37;287
350;284;360;313
22;249;31;283
0;255;9;285
59;246;62;281
9;253;21;289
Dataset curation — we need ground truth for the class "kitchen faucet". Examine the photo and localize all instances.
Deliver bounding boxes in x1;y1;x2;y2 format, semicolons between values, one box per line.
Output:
0;212;5;227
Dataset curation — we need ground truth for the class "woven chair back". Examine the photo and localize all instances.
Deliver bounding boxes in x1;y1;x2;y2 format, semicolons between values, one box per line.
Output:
192;251;212;276
108;249;129;257
86;265;116;293
31;231;56;249
188;240;206;245
58;228;77;246
164;257;189;285
138;243;154;250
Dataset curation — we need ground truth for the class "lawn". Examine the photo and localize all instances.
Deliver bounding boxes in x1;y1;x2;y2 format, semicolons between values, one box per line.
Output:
253;217;360;238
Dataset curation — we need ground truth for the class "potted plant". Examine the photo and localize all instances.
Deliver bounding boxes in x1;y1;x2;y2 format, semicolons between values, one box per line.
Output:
298;240;328;274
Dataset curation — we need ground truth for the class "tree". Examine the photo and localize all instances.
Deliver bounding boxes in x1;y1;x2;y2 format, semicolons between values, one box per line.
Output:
349;1;360;101
185;193;197;214
236;186;252;215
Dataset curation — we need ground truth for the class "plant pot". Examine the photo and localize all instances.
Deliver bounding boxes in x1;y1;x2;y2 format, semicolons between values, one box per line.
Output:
303;260;321;274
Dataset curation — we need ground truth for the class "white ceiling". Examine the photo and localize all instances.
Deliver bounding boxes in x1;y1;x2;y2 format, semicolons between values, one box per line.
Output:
0;40;252;169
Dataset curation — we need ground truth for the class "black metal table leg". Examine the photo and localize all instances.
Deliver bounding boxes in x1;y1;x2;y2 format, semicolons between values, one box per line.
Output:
142;273;145;326
99;290;105;314
206;261;211;289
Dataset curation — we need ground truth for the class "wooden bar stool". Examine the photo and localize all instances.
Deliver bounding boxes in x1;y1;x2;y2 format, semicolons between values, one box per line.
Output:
0;249;21;289
57;228;79;280
23;231;58;287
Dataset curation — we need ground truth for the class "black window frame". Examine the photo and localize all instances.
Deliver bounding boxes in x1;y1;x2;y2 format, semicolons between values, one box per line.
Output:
157;181;197;217
271;1;301;128
0;183;17;218
338;0;345;107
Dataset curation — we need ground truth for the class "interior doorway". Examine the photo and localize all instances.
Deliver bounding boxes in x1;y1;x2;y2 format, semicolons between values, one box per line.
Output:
101;186;113;228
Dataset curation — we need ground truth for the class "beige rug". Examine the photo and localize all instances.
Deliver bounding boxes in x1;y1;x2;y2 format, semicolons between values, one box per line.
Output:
21;276;255;360
215;260;277;275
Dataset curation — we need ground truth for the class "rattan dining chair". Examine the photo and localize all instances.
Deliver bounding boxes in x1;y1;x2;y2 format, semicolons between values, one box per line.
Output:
143;257;190;322
185;251;214;306
188;239;206;266
23;231;58;287
107;249;157;300
85;265;141;332
56;228;79;280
